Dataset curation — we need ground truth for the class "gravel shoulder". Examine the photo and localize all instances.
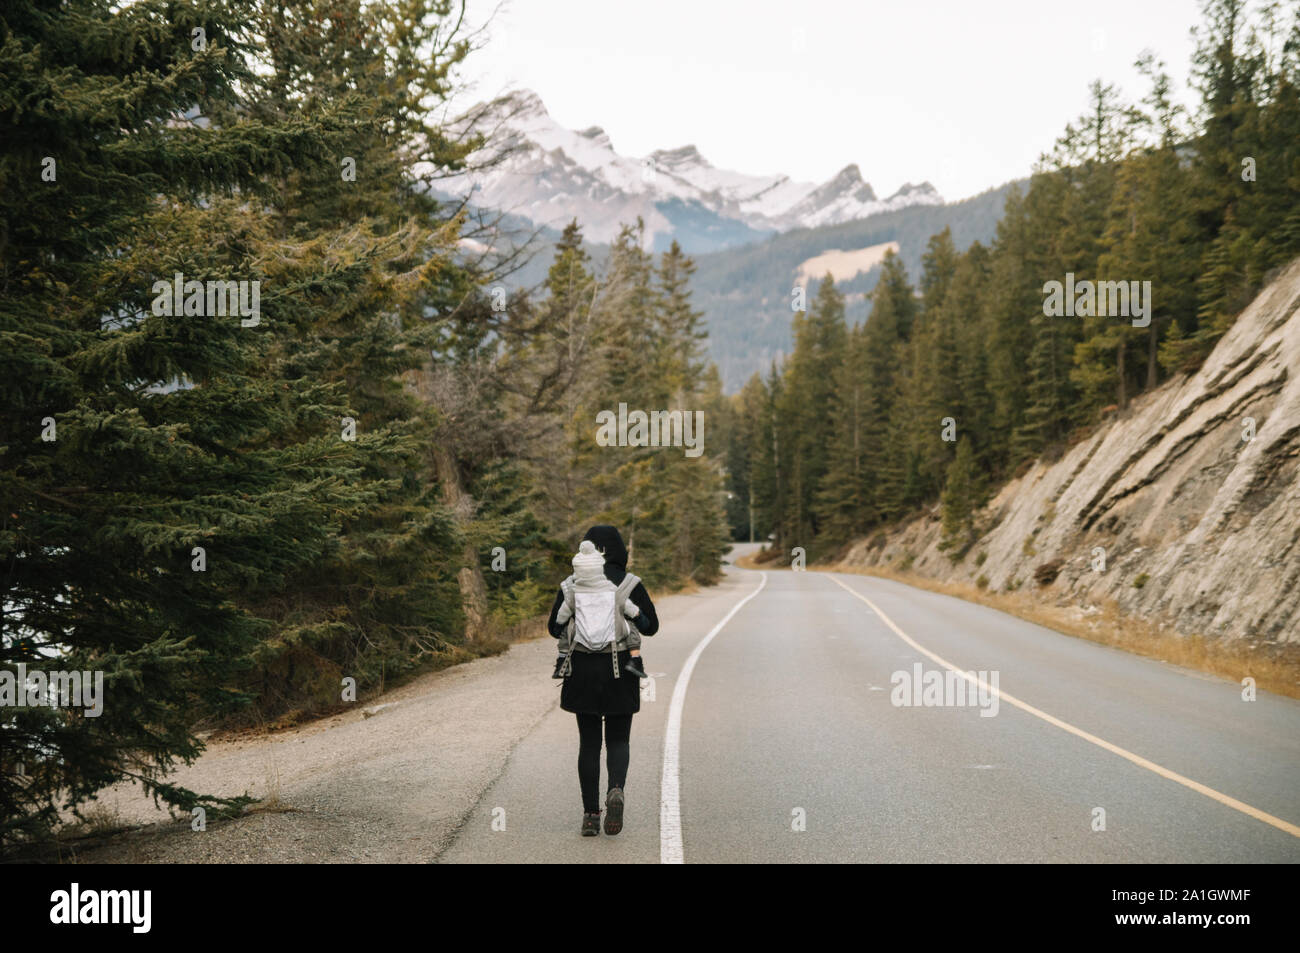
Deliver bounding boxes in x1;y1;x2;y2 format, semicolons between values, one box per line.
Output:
70;635;562;863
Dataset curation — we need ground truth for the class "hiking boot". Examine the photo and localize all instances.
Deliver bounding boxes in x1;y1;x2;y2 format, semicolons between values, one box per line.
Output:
552;655;567;679
604;788;625;835
581;812;601;836
623;656;648;679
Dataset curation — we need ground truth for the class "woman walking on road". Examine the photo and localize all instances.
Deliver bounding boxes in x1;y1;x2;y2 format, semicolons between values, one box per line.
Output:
547;525;659;836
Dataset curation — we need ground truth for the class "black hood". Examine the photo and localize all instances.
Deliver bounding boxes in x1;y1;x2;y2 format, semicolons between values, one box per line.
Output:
582;525;628;569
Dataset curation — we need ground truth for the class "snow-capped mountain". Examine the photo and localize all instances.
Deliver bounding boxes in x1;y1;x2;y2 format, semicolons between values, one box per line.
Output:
445;90;943;252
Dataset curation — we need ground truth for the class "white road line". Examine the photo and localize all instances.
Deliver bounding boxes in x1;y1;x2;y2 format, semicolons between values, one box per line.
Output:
830;574;1300;840
660;571;768;864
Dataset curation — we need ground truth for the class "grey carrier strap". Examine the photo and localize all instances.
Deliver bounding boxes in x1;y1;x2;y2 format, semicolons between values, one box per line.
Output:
609;572;641;679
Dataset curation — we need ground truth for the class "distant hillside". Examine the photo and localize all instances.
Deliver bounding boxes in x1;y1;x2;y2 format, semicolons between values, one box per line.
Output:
691;181;1023;390
474;181;1023;392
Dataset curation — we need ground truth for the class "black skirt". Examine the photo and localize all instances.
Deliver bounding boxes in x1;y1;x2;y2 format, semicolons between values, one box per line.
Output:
560;649;641;715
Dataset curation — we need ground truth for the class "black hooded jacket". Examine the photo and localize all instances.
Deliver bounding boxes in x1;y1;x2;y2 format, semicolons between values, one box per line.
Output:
547;525;659;641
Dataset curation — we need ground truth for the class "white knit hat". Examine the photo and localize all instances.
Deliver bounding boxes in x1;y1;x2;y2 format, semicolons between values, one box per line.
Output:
572;539;605;583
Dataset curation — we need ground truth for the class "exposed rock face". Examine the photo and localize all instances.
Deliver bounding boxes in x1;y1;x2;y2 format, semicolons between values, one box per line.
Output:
846;257;1300;646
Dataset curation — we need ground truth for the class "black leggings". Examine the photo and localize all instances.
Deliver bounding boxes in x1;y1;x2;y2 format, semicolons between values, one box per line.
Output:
576;713;632;813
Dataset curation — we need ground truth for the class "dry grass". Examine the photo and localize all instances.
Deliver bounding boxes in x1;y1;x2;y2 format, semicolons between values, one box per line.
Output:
735;548;786;570
12;802;138;864
68;801;131;838
243;800;301;816
241;761;300;816
829;562;1300;700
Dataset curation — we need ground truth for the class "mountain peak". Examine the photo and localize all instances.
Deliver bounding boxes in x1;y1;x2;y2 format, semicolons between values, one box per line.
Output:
651;144;708;169
889;181;939;199
448;93;947;250
496;88;549;120
577;125;613;149
827;164;876;201
835;163;863;183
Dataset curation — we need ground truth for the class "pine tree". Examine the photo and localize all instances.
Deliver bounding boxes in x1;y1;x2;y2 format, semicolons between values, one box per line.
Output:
778;276;848;547
724;374;766;541
1184;0;1263;359
939;437;984;559
980;186;1036;466
756;363;788;550
655;240;710;397
947;243;996;476
860;252;914;522
233;0;484;695
814;324;872;541
901;228;961;503
0;0;431;841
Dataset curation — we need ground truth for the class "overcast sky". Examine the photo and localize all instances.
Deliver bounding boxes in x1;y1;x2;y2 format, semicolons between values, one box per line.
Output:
456;0;1204;201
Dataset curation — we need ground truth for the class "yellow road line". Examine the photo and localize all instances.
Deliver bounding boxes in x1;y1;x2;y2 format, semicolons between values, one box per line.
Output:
829;575;1300;840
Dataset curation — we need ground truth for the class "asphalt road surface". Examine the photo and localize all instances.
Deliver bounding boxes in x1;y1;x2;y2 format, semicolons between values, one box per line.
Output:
438;547;1300;863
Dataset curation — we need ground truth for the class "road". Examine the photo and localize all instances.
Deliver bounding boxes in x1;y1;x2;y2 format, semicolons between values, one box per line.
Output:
437;546;1300;863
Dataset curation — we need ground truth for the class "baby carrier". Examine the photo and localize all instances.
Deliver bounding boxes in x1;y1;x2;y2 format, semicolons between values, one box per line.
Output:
558;572;641;679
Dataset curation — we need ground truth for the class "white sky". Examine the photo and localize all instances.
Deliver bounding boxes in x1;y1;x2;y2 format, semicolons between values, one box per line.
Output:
456;0;1204;201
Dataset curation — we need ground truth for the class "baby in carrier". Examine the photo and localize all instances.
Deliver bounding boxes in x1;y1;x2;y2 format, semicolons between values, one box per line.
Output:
552;540;648;680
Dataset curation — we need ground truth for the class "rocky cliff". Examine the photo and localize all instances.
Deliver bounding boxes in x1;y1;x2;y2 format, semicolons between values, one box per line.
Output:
844;256;1300;650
